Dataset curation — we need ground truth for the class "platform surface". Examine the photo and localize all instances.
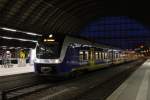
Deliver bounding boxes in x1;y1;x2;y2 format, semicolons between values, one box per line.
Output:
0;63;34;76
107;59;150;100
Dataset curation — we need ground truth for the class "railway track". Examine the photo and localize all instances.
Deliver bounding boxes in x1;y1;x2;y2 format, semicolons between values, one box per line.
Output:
0;59;146;100
0;73;66;100
1;83;56;100
0;73;55;100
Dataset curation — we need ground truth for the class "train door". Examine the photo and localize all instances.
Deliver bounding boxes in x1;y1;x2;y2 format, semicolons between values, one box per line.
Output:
84;51;89;61
99;52;102;60
99;51;103;62
104;52;108;62
102;52;105;61
89;48;95;65
95;52;99;60
79;50;89;65
79;51;84;63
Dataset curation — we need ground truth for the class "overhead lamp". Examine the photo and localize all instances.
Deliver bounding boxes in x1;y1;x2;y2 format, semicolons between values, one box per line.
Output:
25;32;37;36
1;27;17;32
1;46;7;49
1;27;42;36
17;38;37;42
18;38;28;41
49;34;53;38
32;40;38;43
1;46;7;47
9;47;15;49
2;36;12;39
0;36;37;43
24;32;42;36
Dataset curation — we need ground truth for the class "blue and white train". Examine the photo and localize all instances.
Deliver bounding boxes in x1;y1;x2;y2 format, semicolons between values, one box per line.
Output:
34;34;138;77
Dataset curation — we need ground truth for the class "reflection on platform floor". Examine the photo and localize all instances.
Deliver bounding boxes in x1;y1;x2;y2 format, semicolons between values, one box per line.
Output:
106;59;150;100
0;64;34;76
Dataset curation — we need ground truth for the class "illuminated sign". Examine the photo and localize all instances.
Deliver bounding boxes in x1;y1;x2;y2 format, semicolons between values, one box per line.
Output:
44;39;55;42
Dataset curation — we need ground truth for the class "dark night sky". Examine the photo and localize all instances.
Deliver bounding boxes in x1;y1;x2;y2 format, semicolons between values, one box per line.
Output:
79;16;150;49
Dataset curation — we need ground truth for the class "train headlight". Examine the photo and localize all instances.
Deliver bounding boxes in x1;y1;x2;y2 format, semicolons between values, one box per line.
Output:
54;59;60;63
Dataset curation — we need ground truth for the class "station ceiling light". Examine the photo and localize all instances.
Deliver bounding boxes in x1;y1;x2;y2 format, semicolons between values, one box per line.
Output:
16;47;21;49
1;46;7;47
0;46;31;49
23;32;41;36
1;46;7;48
9;47;15;49
2;36;13;39
0;27;42;36
0;36;37;43
1;27;17;32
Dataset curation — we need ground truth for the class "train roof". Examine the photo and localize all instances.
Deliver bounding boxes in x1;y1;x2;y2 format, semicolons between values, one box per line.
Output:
40;33;121;50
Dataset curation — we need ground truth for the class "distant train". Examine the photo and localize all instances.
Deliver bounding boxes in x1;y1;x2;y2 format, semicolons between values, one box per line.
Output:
34;34;139;77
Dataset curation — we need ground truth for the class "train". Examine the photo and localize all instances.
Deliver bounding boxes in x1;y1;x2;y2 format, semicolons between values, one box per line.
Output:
34;34;139;77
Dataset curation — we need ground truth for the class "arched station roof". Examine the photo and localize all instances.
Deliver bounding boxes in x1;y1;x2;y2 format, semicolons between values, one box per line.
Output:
80;16;150;49
0;0;150;48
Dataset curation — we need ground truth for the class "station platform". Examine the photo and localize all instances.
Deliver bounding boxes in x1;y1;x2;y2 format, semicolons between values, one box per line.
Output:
107;59;150;100
0;64;34;76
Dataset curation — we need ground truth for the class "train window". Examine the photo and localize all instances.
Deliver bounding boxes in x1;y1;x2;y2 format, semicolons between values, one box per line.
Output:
79;51;84;62
36;43;60;59
101;52;103;59
95;52;99;60
84;51;89;60
88;51;91;60
103;52;106;59
89;49;94;61
118;53;120;58
109;53;112;59
116;53;118;59
102;52;105;59
99;52;102;60
108;52;112;58
105;53;108;59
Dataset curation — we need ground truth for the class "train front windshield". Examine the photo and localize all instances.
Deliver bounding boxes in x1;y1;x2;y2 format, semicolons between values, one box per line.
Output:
36;43;61;59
